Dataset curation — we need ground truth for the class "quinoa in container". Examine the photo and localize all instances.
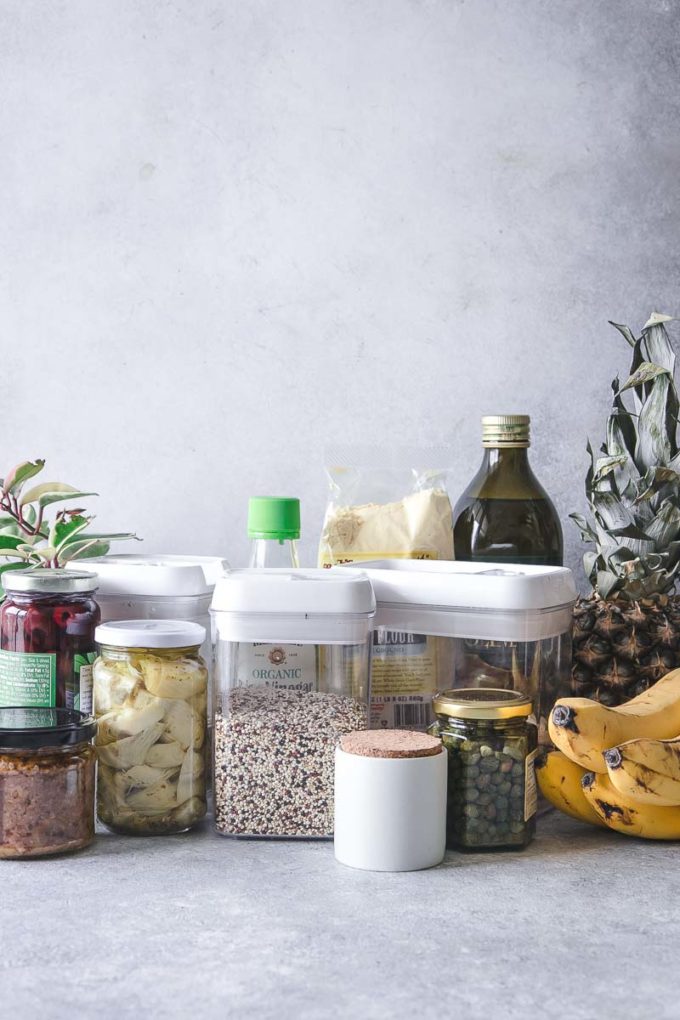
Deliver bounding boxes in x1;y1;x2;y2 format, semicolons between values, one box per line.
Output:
211;569;375;838
0;707;96;858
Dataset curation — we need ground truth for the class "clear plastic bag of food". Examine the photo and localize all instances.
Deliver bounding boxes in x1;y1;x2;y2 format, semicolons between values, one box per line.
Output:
318;446;454;567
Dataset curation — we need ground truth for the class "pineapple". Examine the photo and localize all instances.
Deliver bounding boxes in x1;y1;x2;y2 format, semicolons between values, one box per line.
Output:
571;313;680;705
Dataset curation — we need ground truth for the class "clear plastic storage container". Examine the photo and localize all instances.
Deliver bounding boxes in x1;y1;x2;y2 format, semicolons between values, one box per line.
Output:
93;620;208;835
211;569;375;839
340;560;576;745
69;555;227;668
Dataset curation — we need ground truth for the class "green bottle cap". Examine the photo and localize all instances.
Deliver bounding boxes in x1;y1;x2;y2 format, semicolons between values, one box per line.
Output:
247;497;301;540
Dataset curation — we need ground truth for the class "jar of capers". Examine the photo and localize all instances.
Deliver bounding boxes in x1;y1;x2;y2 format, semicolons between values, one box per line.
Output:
430;689;537;851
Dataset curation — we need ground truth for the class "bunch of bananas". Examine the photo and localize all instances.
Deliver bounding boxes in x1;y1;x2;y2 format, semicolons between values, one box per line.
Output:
537;667;680;838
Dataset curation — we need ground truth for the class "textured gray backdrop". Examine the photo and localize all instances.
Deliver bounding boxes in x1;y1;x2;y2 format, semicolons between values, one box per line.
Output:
2;0;679;587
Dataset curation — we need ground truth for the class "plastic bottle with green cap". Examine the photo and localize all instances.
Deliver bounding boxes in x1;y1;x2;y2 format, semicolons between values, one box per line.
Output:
240;497;317;693
248;497;301;568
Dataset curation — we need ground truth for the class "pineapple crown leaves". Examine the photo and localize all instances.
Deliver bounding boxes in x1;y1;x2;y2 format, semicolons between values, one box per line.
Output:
571;314;680;602
0;458;139;585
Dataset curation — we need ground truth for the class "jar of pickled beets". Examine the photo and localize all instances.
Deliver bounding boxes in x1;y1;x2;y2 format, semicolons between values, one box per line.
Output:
0;569;100;711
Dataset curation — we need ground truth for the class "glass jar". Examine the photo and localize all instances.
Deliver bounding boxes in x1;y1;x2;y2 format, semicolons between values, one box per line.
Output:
0;707;96;858
93;619;208;835
431;688;537;851
0;569;100;711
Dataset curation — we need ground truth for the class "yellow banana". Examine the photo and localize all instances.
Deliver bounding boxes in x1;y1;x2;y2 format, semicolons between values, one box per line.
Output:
536;750;606;827
548;667;680;772
603;737;680;806
581;770;680;839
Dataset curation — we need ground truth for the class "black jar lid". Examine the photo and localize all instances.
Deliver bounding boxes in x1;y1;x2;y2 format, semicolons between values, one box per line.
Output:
0;707;97;749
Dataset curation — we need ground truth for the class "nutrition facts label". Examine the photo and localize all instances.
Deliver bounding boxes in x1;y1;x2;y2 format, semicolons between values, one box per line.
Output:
0;650;57;707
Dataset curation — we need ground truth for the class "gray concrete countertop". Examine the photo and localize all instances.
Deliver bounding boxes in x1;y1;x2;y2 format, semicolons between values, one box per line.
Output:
2;811;676;1019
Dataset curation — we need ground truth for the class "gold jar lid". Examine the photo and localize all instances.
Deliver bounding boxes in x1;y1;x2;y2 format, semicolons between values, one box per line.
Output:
432;688;532;720
482;414;530;448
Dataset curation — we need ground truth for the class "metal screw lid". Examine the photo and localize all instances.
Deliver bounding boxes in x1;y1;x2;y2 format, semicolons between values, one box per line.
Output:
482;415;530;448
432;688;533;720
2;568;98;595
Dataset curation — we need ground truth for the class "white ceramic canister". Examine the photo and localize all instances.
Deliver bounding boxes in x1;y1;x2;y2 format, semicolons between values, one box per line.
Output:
334;730;447;872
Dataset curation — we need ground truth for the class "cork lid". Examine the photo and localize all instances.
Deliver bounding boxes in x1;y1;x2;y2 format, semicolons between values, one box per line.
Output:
339;729;442;759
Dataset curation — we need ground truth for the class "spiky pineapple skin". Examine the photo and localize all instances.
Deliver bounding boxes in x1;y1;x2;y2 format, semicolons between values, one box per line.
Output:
572;593;680;704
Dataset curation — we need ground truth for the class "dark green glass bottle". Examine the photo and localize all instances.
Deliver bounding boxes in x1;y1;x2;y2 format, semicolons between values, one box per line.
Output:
453;415;563;566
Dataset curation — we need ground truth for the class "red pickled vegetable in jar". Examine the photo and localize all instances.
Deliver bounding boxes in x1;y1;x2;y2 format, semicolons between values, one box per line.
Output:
0;569;99;710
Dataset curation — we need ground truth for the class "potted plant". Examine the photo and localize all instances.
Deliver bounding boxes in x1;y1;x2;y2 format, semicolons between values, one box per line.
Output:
0;458;137;587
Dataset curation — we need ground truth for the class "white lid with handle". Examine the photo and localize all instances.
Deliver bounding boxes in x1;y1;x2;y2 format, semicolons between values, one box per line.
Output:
70;555;228;597
211;568;376;644
336;560;577;641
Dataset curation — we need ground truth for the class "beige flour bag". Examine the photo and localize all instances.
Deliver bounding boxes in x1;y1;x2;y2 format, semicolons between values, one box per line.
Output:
318;450;454;730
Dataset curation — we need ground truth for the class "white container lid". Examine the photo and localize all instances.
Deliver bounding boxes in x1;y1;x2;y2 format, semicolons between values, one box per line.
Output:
337;560;577;641
211;568;376;644
95;619;206;649
70;555;228;597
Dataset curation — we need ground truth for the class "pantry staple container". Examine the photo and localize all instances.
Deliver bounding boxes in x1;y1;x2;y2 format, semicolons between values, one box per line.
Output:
0;707;96;858
69;555;227;667
0;569;100;712
339;560;576;745
334;729;447;872
431;688;537;851
93;619;208;835
211;568;375;839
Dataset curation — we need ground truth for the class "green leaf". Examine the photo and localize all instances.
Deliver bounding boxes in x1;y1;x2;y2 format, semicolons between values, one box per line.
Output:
609;321;638;348
635;374;673;472
642;320;676;376
570;512;597;543
643;312;674;330
592;454;628;489
3;460;45;496
53;515;92;551
645;500;680;549
596;570;620;599
23;546;57;562
583;550;598;581
20;481;95;505
591;491;636;531
619;362;669;394
0;535;25;551
0;561;29;589
63;531;138;542
59;540;111;563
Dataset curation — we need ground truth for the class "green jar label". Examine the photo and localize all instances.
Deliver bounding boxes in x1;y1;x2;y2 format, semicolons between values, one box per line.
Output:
0;649;57;707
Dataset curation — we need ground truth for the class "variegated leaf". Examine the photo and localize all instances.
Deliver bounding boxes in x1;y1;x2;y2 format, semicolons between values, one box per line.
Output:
635;374;673;471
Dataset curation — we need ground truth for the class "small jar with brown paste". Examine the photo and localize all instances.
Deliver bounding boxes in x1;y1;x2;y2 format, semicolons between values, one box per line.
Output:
0;707;96;858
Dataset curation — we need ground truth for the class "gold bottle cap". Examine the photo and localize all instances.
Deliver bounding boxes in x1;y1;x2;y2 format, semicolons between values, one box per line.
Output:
482;415;530;448
432;688;533;720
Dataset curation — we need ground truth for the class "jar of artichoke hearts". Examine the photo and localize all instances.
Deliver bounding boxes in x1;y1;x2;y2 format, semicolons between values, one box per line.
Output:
93;620;208;836
430;689;537;851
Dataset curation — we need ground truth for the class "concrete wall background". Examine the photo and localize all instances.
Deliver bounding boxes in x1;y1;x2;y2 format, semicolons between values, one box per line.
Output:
2;0;679;584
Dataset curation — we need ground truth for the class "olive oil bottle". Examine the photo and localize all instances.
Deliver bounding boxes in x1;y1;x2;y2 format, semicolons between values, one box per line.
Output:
453;415;563;566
